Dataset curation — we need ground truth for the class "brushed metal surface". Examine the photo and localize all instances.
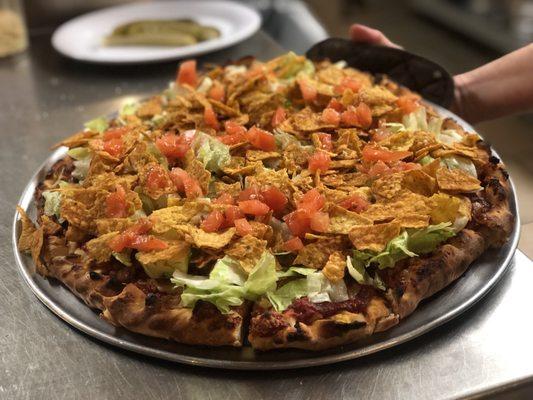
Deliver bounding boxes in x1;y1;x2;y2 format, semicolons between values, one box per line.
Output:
2;32;532;399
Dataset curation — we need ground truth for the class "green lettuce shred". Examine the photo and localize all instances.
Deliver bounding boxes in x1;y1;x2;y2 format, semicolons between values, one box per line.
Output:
67;147;92;181
193;131;231;172
84;117;108;133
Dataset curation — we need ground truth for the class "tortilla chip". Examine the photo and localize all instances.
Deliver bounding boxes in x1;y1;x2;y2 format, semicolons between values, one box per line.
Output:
322;251;346;283
380;130;415;152
185;158;211;195
65;225;89;243
363;192;430;223
422;158;441;178
17;206;37;252
348;221;401;252
358;85;397;106
176;225;235;250
52;130;98;149
329;159;358;169
136;98;162;119
60;188;109;233
282;143;312;173
402;169;437;197
86;231;119;263
427;193;463;224
150;203;210;234
394;213;430;228
96;218;135;235
436;167;482;192
372;172;405;200
246;167;291;193
246;150;280;162
222;157;262;176
248;221;273;241
288;107;336;132
139;162;175;199
135;240;190;276
212;181;242;197
39;215;62;236
327;205;372;234
31;226;45;275
294;237;345;269
225;235;267;273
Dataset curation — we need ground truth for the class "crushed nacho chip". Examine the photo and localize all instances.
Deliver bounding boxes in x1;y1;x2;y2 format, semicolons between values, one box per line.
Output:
246;150;280;162
402;169;437;197
185;158;211;194
379;130;415;152
372;172;405;200
136;240;190;278
294;237;345;269
96;218;135;235
225;235;267;273
17;206;37;252
348;221;401;252
150;202;210;234
327;205;372;234
322;251;346;282
436;167;481;192
176;225;235;250
86;231;119;263
428;193;463;224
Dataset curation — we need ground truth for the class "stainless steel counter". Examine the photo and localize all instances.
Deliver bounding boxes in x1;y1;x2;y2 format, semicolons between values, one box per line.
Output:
1;32;532;400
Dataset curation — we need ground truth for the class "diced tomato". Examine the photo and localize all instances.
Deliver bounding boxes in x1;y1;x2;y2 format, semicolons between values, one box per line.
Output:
390;161;422;173
169;167;202;198
238;200;270;216
246;126;276;151
130;236;168;252
105;185;128;218
129;219;153;235
238;186;263;202
146;164;169;191
103;137;123;158
298;79;317;102
201;210;225;233
297;188;325;213
103;127;128;141
335;77;362;94
108;219;155;252
208;81;225;102
224;205;245;226
315;132;333;152
339;194;370;212
321;108;340;126
155;133;190;159
308;151;331;173
246;64;264;79
204;106;220;130
283;210;312;237
371;127;391;142
283;237;304;252
224;120;247;136
340;106;359;126
271;107;286;128
362;145;411;163
234;218;253;237
310;211;330;233
177;59;197;86
327;98;344;112
261;187;287;213
213;193;234;205
218;132;247;145
367;160;391;177
396;94;420;114
356;103;373;129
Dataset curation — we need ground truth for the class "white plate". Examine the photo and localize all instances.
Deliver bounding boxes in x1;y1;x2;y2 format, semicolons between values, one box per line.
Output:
51;1;261;64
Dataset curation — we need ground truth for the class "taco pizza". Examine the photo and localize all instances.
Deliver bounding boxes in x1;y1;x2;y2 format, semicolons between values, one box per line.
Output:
17;53;513;351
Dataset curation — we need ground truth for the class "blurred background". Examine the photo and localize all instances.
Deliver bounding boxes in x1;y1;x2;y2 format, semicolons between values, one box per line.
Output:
9;0;533;254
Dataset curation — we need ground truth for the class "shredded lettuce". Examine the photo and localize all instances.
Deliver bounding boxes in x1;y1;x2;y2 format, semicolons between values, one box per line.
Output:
271;52;315;81
274;129;298;150
352;223;455;271
171;252;277;313
276;266;317;278
113;250;132;267
119;102;139;117
307;271;349;303
146;142;168;169
267;279;308;312
383;122;406;133
196;76;213;94
419;155;435;166
193;131;231;172
84;117;108;133
441;155;477;177
68;147;92;181
42;181;68;220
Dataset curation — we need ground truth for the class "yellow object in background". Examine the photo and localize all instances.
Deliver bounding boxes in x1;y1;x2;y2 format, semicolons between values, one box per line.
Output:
0;0;28;57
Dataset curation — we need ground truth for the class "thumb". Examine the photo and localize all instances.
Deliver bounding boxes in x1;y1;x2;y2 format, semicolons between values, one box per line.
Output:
349;24;402;49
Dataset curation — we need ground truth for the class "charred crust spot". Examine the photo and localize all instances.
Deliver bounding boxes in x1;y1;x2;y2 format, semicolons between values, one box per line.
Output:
287;322;309;342
145;293;157;306
105;276;123;291
489;155;500;165
89;271;101;280
486;178;507;201
414;258;442;283
319;320;366;338
250;312;288;338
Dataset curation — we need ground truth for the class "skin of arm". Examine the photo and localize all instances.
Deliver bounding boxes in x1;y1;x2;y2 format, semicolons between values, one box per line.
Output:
350;24;533;124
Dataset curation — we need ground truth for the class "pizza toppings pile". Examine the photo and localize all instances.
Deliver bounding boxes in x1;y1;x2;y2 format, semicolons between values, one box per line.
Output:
18;53;513;350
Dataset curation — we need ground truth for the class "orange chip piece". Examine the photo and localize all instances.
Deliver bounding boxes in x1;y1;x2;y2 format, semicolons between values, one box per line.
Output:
225;235;267;273
402;169;437;197
322;251;346;283
294;237;345;269
436;167;481;192
348;221;401;252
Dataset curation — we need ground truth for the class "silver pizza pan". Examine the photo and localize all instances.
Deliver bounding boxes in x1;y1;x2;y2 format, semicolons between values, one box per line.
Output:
12;104;520;370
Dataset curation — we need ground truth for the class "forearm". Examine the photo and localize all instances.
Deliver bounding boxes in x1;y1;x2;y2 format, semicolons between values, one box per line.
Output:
452;44;533;124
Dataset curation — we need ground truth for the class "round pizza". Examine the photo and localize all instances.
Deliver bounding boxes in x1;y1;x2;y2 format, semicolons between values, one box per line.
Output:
17;53;514;351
